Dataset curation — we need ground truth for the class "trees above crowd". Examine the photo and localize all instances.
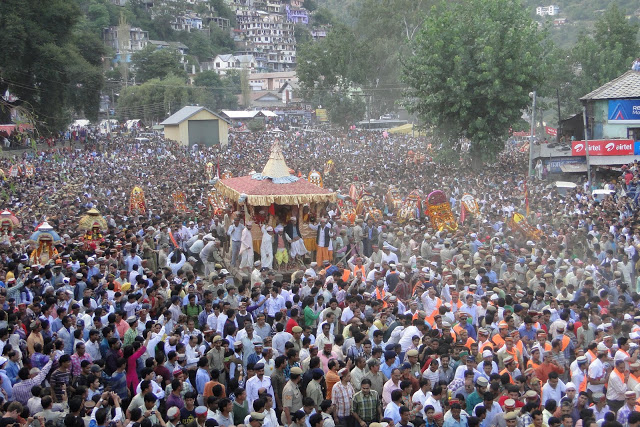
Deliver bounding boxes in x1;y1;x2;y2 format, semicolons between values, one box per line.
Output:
0;0;105;132
116;72;238;124
403;0;546;162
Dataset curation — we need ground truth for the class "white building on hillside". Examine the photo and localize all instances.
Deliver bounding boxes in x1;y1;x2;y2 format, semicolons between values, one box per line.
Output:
536;5;559;16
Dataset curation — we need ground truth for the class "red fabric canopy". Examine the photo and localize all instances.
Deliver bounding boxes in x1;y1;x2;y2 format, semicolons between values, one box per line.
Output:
216;176;336;206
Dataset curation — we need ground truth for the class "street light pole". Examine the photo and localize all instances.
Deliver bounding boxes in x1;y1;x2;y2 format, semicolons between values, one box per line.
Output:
582;105;591;187
528;91;536;176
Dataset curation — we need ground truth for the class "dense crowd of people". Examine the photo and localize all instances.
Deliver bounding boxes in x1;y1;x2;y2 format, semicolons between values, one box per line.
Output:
0;127;637;427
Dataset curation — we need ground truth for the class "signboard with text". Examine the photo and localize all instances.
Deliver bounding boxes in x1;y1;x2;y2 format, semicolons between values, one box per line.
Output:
545;126;557;136
608;100;640;123
571;139;635;156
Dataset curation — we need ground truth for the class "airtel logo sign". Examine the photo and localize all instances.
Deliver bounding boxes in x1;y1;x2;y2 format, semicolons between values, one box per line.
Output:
605;142;615;151
574;143;584;152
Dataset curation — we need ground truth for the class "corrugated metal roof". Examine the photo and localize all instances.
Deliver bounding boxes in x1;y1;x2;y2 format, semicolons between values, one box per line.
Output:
581;70;640;100
160;106;229;125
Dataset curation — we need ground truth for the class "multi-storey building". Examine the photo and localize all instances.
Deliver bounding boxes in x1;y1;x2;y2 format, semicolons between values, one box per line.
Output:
236;10;296;71
102;26;149;61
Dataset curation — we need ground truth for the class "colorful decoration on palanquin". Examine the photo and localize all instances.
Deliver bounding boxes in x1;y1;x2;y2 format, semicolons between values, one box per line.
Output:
205;162;215;181
324;160;334;175
78;208;107;245
460;193;481;223
398;190;422;223
207;190;225;215
29;221;61;265
356;193;383;222
173;191;187;212
425;190;458;231
385;186;403;211
507;212;543;241
24;164;34;178
220;170;232;179
8;165;21;178
0;210;19;244
308;170;323;187
129;187;146;214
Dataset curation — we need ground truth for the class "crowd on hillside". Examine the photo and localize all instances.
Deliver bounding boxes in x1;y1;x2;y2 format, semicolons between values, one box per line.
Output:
0;129;638;427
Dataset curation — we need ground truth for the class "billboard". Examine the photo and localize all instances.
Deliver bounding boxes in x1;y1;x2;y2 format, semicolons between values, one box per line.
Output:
608;100;640;123
544;157;587;173
315;109;328;122
571;139;635;156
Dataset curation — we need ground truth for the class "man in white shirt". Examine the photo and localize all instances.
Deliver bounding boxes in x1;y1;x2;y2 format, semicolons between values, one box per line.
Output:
473;392;503;426
588;344;609;394
245;362;275;408
398;319;425;352
265;288;285;322
541;372;566;406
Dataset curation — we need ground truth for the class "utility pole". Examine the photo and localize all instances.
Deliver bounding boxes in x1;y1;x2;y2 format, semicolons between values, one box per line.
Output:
556;88;561;143
582;105;591;187
528;91;536;177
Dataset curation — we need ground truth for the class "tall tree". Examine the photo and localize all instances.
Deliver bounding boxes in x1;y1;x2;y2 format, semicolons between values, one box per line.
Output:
131;45;187;83
193;71;238;110
0;0;105;131
403;0;546;163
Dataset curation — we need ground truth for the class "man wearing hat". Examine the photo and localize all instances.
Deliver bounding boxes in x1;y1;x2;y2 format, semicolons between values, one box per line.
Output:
246;362;275;408
617;390;638;425
166;406;182;427
282;366;303;426
587;343;610;395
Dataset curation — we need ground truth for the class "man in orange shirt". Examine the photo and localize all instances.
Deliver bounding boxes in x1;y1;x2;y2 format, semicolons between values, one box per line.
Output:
533;352;565;383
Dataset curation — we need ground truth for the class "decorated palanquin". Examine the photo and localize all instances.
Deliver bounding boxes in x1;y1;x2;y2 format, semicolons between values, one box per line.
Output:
356;194;383;222
398;190;422;223
507;212;543;241
308;171;323;187
425;190;458;231
323;160;334;175
78;208;107;248
207;190;225;215
24;164;34;178
0;210;19;245
29;221;61;265
385;186;403;212
173;191;188;212
340;199;357;224
205;162;215;181
129;187;146;214
461;193;481;219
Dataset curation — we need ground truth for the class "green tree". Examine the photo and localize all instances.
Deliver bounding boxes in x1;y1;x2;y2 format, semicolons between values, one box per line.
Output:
403;0;546;163
209;0;236;25
193;71;238;110
131;45;187;83
117;74;193;123
210;26;236;53
297;24;370;98
311;7;334;27
294;25;312;45
325;93;366;128
0;0;105;131
303;0;317;12
178;31;214;60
